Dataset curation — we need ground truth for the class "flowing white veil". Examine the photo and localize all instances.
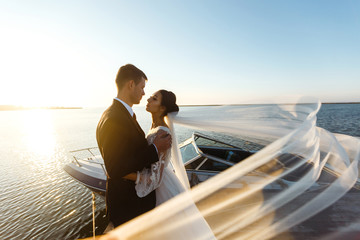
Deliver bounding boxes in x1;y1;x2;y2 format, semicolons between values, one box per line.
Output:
100;98;360;240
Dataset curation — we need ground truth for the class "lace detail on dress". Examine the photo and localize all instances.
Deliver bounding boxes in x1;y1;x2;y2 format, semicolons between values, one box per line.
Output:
135;126;171;198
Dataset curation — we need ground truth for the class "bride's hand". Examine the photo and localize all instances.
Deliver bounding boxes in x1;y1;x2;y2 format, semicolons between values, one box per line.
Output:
153;130;172;153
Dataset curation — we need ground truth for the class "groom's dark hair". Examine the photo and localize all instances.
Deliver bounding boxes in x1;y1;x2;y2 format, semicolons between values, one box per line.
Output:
115;64;147;90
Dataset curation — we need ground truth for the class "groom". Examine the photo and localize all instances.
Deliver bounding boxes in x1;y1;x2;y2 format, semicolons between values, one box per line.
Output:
96;64;171;227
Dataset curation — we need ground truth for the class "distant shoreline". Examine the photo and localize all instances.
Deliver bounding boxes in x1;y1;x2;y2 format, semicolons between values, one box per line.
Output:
0;105;82;111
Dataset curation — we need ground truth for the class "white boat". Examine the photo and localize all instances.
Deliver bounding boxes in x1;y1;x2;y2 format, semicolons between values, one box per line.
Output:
63;132;257;195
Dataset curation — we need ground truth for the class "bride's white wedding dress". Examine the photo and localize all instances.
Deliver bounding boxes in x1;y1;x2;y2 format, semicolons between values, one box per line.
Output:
135;126;216;239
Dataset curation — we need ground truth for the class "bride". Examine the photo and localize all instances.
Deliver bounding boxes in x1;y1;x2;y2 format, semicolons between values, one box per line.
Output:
130;89;215;239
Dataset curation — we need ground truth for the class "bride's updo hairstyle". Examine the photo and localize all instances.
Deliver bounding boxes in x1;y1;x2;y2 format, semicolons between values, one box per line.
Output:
159;90;179;116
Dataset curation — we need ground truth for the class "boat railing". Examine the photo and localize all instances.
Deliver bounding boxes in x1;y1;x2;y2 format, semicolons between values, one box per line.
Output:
69;147;107;175
70;147;99;156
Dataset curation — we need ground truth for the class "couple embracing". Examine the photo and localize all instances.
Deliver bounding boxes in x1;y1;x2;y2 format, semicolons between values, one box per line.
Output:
96;64;215;239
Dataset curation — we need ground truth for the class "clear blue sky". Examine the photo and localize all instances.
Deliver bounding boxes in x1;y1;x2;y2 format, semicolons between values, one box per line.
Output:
0;0;359;107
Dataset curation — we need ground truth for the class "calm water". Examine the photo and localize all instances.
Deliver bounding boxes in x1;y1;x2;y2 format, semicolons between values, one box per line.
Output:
0;103;359;239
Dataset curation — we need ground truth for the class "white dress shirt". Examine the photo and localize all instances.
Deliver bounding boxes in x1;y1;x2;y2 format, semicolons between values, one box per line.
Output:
114;97;134;117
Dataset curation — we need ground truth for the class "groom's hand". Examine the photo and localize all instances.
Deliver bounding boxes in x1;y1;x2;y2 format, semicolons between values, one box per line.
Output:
153;130;172;154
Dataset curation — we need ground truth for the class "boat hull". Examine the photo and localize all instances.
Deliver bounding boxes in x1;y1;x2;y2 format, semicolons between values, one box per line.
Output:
64;162;106;195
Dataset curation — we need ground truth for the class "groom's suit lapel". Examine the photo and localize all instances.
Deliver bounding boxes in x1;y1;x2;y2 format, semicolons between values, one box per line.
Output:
132;117;145;136
114;100;145;136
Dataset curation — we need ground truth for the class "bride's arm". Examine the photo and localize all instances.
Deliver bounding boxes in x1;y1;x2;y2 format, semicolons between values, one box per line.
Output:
135;153;167;198
135;128;171;198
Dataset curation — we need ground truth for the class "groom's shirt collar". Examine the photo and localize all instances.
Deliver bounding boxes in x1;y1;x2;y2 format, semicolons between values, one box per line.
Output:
114;98;134;117
114;97;158;155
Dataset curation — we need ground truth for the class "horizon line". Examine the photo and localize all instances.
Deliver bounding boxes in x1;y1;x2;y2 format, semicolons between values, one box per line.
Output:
0;105;82;111
1;101;359;110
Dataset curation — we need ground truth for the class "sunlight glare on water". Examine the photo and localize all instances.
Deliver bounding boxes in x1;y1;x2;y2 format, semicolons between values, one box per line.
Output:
21;110;56;164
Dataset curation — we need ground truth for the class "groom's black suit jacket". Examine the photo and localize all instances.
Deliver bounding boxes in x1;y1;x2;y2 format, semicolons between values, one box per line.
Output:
96;99;159;226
